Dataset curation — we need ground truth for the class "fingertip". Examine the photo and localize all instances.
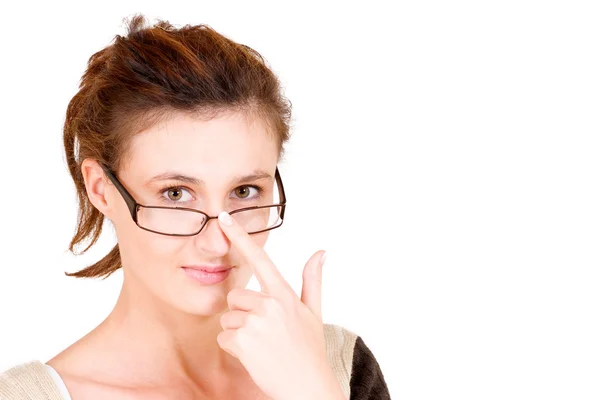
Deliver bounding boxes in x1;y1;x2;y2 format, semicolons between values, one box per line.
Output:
320;251;327;266
218;211;233;226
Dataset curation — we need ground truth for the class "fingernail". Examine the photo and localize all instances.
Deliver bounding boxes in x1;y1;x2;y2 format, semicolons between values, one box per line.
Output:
320;251;327;266
218;211;233;226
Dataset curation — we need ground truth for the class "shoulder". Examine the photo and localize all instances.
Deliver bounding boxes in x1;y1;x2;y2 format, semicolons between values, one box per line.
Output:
0;360;65;400
323;323;391;400
349;335;391;399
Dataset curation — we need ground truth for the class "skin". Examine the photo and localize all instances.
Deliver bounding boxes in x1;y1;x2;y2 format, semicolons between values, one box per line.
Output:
47;111;344;400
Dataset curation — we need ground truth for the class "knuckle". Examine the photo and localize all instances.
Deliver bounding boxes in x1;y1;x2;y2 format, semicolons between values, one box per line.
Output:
235;326;251;347
264;296;286;316
217;330;230;348
238;311;249;326
246;312;260;328
227;288;242;304
220;311;234;328
279;291;296;308
264;296;279;310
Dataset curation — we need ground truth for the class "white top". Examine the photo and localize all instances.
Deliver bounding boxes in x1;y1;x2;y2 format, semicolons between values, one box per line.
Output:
44;364;72;400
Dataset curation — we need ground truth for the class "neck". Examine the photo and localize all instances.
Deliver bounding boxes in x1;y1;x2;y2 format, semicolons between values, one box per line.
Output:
91;276;240;386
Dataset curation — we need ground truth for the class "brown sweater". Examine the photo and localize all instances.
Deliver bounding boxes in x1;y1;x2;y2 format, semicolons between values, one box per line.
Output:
0;324;390;399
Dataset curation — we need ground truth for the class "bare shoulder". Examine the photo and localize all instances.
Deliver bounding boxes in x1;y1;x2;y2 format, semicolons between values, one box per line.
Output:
46;351;267;400
46;356;189;400
43;365;198;400
46;344;147;400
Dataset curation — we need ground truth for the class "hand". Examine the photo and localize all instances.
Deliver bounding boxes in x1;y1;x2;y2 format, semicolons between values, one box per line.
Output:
216;211;345;400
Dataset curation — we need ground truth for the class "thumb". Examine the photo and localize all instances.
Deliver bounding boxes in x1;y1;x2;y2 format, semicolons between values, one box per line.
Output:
301;250;326;320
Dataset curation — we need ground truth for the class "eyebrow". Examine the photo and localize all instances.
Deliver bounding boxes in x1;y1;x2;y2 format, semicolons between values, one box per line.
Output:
145;169;273;186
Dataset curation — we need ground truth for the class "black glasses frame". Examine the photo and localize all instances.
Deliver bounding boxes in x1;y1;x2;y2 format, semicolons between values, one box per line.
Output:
100;164;287;237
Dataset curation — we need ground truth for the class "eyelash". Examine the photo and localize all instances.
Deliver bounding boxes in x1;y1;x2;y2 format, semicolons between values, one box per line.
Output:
157;185;265;204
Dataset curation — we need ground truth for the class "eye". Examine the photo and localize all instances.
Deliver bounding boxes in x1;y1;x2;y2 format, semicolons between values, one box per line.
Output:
161;187;194;203
233;185;262;200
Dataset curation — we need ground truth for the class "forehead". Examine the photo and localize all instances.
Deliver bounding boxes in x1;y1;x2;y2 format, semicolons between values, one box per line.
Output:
123;111;279;182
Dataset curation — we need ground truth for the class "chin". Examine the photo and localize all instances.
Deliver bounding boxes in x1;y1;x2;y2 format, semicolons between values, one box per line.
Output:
165;267;252;316
174;290;230;317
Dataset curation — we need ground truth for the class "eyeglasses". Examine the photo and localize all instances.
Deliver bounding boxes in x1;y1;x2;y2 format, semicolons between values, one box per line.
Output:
100;164;287;237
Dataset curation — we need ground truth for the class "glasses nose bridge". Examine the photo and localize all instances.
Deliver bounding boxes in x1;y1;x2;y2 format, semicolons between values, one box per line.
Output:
198;213;223;234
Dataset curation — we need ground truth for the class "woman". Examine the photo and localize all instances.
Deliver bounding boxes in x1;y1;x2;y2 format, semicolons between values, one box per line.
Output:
0;15;389;399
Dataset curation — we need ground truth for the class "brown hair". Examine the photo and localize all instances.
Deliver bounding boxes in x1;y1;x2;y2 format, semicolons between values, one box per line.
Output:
63;14;292;279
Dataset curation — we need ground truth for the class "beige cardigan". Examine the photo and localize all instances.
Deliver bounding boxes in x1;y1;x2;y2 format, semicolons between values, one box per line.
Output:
0;324;358;400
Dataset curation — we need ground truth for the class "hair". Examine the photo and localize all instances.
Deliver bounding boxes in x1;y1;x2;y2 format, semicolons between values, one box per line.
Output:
63;14;292;279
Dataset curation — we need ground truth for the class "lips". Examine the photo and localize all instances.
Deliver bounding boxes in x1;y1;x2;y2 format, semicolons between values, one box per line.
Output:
181;265;233;273
182;265;233;285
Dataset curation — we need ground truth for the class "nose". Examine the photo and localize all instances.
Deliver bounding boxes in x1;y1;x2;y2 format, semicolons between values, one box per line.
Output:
193;214;231;256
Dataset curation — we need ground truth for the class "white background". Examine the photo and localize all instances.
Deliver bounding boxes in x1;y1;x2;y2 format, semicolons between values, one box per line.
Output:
1;1;599;399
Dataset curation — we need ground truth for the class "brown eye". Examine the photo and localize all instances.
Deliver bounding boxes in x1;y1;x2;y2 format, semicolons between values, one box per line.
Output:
235;186;251;199
167;188;183;201
160;187;193;204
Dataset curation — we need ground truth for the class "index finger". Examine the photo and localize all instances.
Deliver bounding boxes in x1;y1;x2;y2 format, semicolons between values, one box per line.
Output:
218;211;291;295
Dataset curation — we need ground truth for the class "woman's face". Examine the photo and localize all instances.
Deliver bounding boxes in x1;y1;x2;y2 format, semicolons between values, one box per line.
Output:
105;111;280;316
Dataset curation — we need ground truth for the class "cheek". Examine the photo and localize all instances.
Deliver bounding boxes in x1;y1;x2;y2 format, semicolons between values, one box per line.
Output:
139;233;184;261
235;265;254;285
251;231;270;248
118;226;184;274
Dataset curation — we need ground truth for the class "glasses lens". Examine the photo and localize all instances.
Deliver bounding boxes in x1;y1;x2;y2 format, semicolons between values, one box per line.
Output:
232;205;284;234
137;207;208;235
136;205;284;235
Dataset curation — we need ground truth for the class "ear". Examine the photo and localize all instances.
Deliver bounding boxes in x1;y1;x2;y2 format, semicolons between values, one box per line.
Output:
81;158;114;218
